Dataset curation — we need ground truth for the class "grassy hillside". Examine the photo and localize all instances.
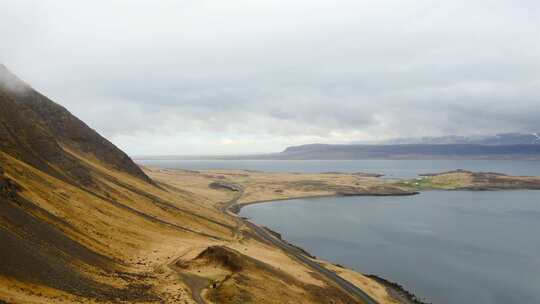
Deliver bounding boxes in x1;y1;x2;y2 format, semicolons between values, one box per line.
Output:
0;67;401;304
0;64;151;185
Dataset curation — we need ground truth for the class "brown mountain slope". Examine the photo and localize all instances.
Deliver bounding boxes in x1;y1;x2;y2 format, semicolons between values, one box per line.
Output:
0;76;237;302
0;67;400;304
0;88;93;186
0;64;151;185
0;67;237;302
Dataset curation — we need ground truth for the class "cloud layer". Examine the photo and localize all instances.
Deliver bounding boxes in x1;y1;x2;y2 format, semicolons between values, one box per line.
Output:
1;0;539;154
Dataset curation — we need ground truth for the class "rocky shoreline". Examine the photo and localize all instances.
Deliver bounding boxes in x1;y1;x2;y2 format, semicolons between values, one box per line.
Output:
366;275;431;304
261;226;317;259
220;169;540;304
260;224;430;304
233;198;430;304
257;221;429;304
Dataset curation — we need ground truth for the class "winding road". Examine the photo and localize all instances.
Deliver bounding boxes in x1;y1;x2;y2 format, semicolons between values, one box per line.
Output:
220;190;379;304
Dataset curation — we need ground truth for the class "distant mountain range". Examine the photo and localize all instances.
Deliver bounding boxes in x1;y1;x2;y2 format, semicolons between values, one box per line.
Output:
136;133;540;161
269;133;540;160
138;142;540;160
375;133;540;145
274;143;540;160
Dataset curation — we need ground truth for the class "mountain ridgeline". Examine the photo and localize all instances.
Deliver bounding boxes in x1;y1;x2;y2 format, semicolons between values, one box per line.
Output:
276;143;540;160
378;133;540;145
0;66;176;302
1;65;390;304
135;134;540;161
0;64;151;186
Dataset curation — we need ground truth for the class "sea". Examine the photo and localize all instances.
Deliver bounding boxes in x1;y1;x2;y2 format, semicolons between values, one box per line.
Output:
138;159;540;304
136;159;540;179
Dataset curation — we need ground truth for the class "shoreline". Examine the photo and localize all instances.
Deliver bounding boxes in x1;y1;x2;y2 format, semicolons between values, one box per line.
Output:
366;275;431;304
226;192;429;304
145;166;540;304
229;191;420;214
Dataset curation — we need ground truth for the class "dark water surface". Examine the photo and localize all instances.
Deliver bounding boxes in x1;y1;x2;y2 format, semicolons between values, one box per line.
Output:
142;159;540;303
240;191;540;304
137;159;540;178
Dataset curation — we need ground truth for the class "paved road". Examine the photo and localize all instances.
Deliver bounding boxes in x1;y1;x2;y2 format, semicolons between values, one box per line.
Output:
220;191;379;304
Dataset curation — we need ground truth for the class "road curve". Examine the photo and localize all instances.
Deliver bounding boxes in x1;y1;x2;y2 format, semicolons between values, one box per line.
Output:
220;192;379;304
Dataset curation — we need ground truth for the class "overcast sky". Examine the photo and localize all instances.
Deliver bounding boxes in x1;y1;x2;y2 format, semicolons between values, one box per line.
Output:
1;0;539;155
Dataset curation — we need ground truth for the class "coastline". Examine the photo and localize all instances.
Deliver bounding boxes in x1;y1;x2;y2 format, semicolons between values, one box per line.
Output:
259;223;428;304
366;275;431;304
226;192;429;304
229;191;420;215
145;166;540;304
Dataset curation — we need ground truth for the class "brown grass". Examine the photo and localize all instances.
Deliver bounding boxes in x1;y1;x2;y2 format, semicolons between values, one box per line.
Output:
1;155;408;303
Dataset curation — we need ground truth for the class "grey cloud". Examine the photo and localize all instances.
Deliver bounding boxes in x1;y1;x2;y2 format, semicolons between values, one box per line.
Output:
1;0;539;154
0;65;32;94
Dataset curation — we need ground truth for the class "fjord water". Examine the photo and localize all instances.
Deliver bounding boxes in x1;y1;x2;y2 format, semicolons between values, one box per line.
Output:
240;191;540;304
137;159;540;178
142;159;540;303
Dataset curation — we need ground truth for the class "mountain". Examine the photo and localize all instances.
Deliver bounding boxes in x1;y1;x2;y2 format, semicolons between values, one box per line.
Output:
0;66;234;302
379;133;540;145
274;143;540;160
262;133;540;160
1;66;383;304
135;133;540;161
0;64;152;185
